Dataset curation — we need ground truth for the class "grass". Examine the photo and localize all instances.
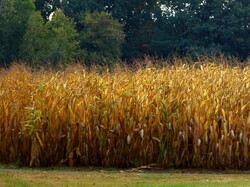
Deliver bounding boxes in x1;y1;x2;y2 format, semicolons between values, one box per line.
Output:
1;167;250;187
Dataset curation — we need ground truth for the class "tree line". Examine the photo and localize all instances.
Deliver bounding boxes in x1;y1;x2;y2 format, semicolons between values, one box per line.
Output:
0;0;249;67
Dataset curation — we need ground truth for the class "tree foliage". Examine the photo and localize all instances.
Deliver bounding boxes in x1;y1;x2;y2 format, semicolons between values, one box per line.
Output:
62;0;104;23
78;12;125;65
0;0;35;65
19;10;79;66
0;0;249;66
104;0;164;59
153;0;250;58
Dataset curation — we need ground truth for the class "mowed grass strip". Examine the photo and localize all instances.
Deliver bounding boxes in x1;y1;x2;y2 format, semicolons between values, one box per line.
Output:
0;58;249;169
1;169;250;187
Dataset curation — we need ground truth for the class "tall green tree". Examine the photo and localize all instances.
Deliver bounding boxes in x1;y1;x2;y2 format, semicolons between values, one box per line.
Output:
0;0;35;65
45;10;79;64
61;0;164;60
19;11;48;64
154;0;250;59
79;11;125;65
60;1;125;64
219;0;250;58
104;0;164;59
19;10;79;66
62;0;104;23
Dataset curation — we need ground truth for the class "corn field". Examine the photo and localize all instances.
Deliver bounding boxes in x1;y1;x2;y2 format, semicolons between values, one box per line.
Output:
0;59;249;169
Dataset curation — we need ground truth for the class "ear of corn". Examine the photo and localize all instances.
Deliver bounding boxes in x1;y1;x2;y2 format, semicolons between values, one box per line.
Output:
0;60;249;169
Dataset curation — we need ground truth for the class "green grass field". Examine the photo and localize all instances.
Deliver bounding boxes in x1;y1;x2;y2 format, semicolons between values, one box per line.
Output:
1;167;250;187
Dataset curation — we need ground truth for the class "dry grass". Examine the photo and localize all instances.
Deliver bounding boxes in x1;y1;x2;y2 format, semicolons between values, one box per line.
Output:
0;58;249;169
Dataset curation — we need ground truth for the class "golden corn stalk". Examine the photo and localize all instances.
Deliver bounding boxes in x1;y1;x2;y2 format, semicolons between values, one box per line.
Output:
0;59;249;169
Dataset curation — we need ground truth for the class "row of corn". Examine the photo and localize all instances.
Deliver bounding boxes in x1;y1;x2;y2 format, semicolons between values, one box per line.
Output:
0;60;249;168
